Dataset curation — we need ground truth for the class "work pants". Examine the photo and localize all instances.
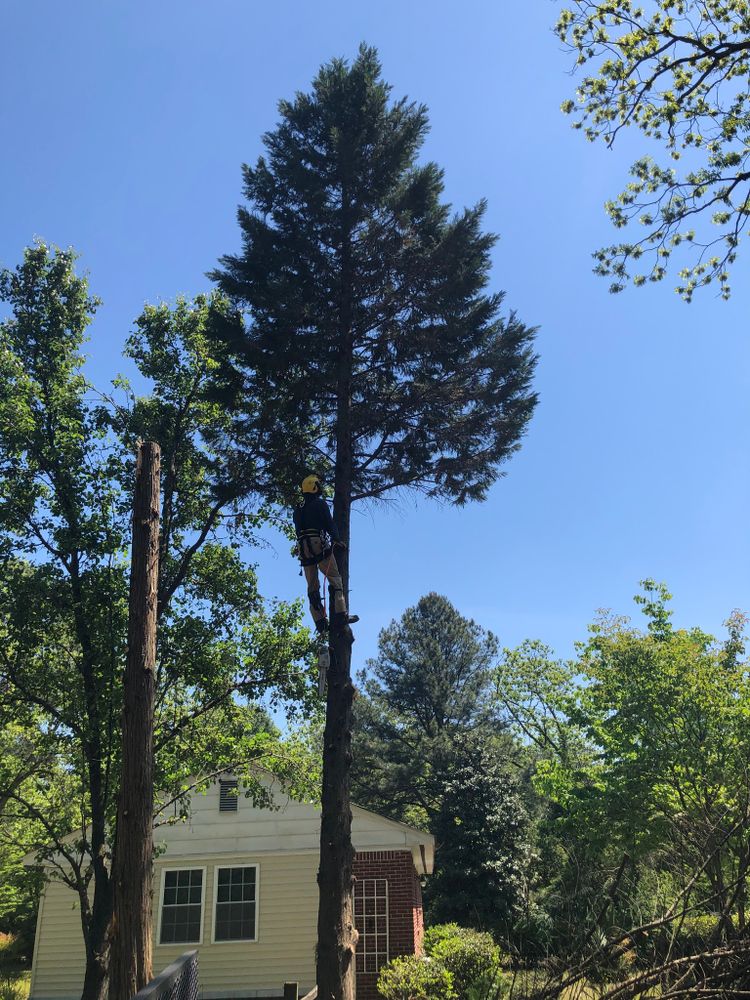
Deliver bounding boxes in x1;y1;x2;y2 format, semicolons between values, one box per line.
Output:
300;537;347;624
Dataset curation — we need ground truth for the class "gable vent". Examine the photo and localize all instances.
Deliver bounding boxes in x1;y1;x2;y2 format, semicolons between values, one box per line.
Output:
219;779;239;813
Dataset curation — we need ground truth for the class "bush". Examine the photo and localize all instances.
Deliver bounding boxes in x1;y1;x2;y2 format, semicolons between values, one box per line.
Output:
377;955;455;1000
424;923;464;955
509;906;554;961
0;937;24;974
648;913;721;962
0;978;27;1000
422;924;506;1000
431;929;501;992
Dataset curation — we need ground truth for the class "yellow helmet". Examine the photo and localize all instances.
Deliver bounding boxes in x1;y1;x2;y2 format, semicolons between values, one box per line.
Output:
301;474;322;494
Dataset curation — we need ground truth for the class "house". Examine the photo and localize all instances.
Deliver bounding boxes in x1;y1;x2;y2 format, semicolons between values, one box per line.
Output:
28;775;434;1000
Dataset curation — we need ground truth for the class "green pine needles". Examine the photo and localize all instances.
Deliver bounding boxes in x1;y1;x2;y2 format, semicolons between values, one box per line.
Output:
211;44;538;507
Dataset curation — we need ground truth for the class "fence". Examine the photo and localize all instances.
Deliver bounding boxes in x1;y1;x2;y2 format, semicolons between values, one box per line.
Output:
131;950;199;1000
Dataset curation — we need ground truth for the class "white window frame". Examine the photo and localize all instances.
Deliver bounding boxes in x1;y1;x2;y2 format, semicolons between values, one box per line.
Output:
211;863;260;945
156;865;207;947
354;877;389;974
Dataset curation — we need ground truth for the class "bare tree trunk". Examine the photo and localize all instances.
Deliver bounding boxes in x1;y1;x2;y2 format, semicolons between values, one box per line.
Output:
109;441;161;1000
316;204;357;1000
316;618;356;1000
80;892;113;1000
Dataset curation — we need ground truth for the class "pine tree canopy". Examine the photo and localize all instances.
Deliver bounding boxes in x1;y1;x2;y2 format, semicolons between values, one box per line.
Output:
352;593;503;825
211;44;538;506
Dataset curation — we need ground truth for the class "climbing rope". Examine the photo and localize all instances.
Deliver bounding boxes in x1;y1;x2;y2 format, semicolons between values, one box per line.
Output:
319;547;337;619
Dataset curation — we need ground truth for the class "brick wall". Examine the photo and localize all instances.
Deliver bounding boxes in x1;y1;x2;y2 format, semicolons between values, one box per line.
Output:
353;850;424;1000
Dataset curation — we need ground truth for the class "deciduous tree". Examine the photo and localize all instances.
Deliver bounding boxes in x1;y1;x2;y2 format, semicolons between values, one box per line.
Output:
557;1;750;299
497;582;750;960
0;245;315;1000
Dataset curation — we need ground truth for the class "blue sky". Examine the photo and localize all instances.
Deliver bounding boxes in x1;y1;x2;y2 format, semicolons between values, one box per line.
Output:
2;0;748;667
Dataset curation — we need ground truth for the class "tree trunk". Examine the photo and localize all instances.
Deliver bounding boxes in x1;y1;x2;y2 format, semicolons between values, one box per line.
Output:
316;621;356;1000
316;200;357;1000
80;896;113;1000
108;441;161;1000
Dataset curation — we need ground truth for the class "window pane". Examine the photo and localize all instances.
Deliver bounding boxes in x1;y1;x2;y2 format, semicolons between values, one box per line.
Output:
215;899;256;941
354;878;389;972
214;868;257;941
160;871;203;944
160;902;202;944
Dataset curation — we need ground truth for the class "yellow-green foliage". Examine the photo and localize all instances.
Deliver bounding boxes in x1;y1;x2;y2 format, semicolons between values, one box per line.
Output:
378;954;455;1000
428;927;502;993
0;939;29;1000
0;975;30;1000
0;936;23;970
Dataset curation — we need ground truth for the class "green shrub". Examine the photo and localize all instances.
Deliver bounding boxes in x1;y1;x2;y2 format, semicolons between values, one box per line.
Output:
0;937;24;973
0;978;27;1000
422;924;506;1000
424;923;463;955
377;954;455;1000
509;906;553;961
431;929;500;990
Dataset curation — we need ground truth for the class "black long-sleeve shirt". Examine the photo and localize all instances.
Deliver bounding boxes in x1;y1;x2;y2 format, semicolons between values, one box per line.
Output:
292;495;341;543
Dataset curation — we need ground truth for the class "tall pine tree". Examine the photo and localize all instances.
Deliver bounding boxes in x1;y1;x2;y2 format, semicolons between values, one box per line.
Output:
352;595;528;935
353;593;501;825
210;46;538;1000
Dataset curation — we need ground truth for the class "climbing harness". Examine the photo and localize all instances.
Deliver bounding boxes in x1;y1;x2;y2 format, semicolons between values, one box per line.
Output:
292;478;358;667
297;527;333;567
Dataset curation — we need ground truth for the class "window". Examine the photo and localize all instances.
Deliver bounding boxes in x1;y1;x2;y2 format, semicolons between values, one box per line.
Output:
219;779;239;812
354;878;389;974
213;865;258;942
158;868;204;945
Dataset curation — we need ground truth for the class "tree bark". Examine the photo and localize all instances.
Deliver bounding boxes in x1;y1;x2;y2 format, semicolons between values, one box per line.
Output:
80;895;113;1000
108;441;161;1000
316;617;356;1000
316;196;357;1000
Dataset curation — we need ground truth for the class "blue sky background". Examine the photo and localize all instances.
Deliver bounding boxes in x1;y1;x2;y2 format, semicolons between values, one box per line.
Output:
2;0;748;667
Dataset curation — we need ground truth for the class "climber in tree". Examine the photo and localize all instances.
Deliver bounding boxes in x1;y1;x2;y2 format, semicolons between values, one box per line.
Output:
294;475;356;634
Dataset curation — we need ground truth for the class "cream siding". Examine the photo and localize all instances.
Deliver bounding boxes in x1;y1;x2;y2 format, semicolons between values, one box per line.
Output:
152;852;319;997
31;879;87;1000
30;779;434;1000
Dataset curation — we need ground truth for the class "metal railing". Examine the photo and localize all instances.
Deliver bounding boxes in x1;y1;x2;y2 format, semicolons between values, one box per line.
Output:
131;950;199;1000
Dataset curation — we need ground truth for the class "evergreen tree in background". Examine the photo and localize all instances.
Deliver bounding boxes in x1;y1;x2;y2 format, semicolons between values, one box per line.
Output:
426;739;529;936
353;593;502;826
353;595;529;935
210;46;538;1000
